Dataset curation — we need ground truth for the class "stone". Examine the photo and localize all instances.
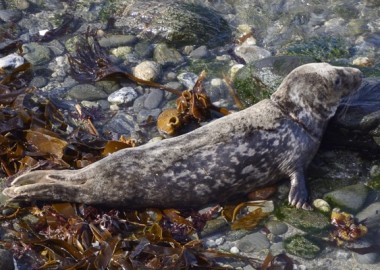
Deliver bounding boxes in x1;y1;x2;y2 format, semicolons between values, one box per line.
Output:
110;46;133;60
236;232;270;253
68;84;108;101
95;81;121;95
0;53;24;68
103;112;135;135
133;61;161;82
284;235;321;259
137;108;161;124
234;45;271;63
313;198;331;213
0;249;14;270
230;246;239;254
22;42;52;65
189;45;211;59
266;220;288;235
352;239;380;264
114;1;231;47
356;202;380;231
177;72;198;89
153;43;184;66
107;87;138;105
98;34;137;48
30;76;48;88
0;9;22;22
134;42;154;58
323;184;369;213
144;89;164;109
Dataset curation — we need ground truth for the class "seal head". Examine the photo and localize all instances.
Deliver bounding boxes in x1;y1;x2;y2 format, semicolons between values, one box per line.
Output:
3;63;362;210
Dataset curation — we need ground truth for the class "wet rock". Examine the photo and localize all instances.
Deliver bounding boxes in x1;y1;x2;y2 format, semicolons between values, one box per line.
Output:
95;81;121;95
98;34;137;48
177;72;198;89
153;43;184;67
189;45;211;59
134;42;154;58
323;184;369;213
352;239;380;264
29;76;48;88
284;234;321;259
103;112;135;135
0;53;24;68
236;232;270;253
46;40;66;56
0;249;14;270
68;84;108;101
133;61;161;81
114;1;231;47
356;202;380;231
110;46;133;60
137;108;161;124
0;9;22;22
313;199;331;213
144;89;164;109
234;44;271;63
275;205;330;234
266;220;288;235
108;87;138;105
323;78;380;156
22;42;52;65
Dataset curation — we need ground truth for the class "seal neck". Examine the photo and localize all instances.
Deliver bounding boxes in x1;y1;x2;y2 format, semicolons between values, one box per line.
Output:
270;98;324;142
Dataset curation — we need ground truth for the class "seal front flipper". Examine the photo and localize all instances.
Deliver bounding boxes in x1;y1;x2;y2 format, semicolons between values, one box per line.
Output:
288;170;312;210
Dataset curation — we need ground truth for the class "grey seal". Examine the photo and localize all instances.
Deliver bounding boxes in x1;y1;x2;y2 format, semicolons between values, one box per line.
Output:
3;63;362;209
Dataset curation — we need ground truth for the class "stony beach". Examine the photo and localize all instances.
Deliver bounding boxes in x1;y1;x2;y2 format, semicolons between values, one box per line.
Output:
0;0;380;269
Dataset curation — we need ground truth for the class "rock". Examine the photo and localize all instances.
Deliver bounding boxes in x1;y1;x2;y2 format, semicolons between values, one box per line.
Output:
144;89;164;109
284;234;321;259
103;112;135;135
134;42;154;58
110;46;133;60
353;57;374;67
22;42;52;65
68;84;108;101
313;199;331;213
133;61;161;81
114;1;231;47
0;249;14;270
200;217;229;237
30;76;48;88
265;220;288;235
236;232;270;253
323;184;369;213
0;53;24;68
153;43;184;67
137;108;161;124
230;246;240;254
276;205;330;234
177;72;198;89
0;9;22;22
189;45;211;59
356;202;380;230
98;34;137;48
234;45;271;63
95;81;121;95
352;239;380;264
323;78;380;156
107;87;138;105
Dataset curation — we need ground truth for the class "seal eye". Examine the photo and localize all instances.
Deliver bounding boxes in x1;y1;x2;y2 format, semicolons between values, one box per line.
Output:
334;78;341;87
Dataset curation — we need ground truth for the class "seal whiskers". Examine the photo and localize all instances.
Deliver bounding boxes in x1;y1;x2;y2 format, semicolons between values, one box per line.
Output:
3;63;363;209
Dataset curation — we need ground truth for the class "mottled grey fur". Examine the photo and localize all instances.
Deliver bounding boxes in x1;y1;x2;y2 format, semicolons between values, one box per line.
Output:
3;63;362;209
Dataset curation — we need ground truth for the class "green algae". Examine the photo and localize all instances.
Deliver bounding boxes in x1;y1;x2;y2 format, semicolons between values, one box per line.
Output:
284;234;321;259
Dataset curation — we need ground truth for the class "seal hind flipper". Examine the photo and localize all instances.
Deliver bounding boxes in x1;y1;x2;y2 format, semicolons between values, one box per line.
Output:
288;170;312;210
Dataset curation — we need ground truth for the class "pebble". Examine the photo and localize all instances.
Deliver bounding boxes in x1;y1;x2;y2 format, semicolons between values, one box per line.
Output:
144;89;164;109
68;84;108;101
324;183;369;213
177;72;198;89
22;42;52;65
352;56;374;67
0;53;24;68
103;112;135;135
133;61;161;81
98;35;137;48
134;42;154;58
137;108;161;124
0;249;14;270
352;239;380;264
313;198;331;213
356;202;380;231
266;220;288;235
230;246;240;254
210;78;223;87
110;46;133;60
234;44;271;63
236;232;270;253
189;45;211;59
153;43;184;66
30;76;48;88
107;87;138;105
0;9;22;22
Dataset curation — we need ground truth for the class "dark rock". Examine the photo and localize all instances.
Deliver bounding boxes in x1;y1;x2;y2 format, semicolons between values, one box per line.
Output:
114;1;231;47
323;78;380;157
189;45;211;59
0;249;14;270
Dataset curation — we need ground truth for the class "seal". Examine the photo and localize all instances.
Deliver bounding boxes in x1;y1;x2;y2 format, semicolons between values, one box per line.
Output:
3;63;362;209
